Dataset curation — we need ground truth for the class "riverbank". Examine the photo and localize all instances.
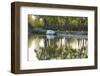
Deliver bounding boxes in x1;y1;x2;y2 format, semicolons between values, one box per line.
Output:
31;28;87;35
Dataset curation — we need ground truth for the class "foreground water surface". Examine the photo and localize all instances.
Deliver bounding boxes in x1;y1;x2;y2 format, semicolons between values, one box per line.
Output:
28;34;88;61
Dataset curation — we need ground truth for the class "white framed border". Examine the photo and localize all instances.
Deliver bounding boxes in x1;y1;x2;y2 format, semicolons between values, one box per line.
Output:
20;6;95;70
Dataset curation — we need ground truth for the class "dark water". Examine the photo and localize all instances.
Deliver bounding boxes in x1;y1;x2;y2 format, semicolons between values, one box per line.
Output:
28;34;88;61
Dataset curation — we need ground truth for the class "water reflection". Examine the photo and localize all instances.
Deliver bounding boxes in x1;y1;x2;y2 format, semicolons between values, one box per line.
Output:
28;34;88;61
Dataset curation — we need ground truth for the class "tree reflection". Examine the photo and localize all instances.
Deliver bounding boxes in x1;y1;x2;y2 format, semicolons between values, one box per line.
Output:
29;35;88;60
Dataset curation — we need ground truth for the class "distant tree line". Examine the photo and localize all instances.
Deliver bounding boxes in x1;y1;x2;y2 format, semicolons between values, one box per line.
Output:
28;15;88;31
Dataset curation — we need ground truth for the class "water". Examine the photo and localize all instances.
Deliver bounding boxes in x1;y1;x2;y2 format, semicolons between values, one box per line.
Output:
28;34;88;61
